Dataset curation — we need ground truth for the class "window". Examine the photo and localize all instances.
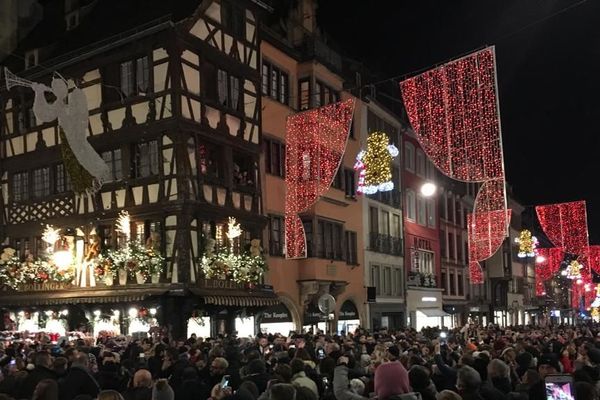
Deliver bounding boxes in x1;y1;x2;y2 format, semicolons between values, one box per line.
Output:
120;56;149;97
426;199;436;228
317;220;343;260
381;211;390;235
217;69;241;110
233;152;257;187
369;207;379;233
415;249;434;275
221;1;245;38
269;215;284;256
393;268;403;296
426;160;435;179
383;267;392;296
457;234;463;262
331;169;343;190
345;231;358;264
440;229;446;259
262;61;289;105
448;233;455;260
265;138;285;177
132;141;159;178
371;264;380;295
198;143;223;180
392;214;401;238
303;220;314;257
416;149;425;177
406;190;416;220
458;273;464;296
54;164;71;193
441;270;447;293
455;201;462;226
32;167;50;199
449;272;456;295
315;80;340;107
344;169;356;197
298;78;310;111
417;195;426;225
446;196;454;223
102;149;123;181
367;110;399;145
404;142;415;172
11;172;29;202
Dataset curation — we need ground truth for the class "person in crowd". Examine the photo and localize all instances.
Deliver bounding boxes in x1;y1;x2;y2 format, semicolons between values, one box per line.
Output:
32;379;58;400
290;358;318;399
59;353;100;400
122;369;153;400
408;365;437;400
456;366;484;400
18;352;57;399
98;390;125;400
374;346;411;400
151;379;174;400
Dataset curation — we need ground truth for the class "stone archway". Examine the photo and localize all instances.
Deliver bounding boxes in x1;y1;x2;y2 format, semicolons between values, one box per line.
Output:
275;292;302;332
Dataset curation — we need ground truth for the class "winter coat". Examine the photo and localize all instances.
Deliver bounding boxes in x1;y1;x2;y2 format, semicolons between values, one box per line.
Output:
333;365;367;400
122;386;153;400
17;366;57;399
291;371;319;399
59;366;100;400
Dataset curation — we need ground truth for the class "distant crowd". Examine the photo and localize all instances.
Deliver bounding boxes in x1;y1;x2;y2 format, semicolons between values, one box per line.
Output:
0;323;599;400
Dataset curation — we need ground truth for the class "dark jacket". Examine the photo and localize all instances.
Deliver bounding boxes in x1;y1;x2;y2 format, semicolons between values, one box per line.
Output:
59;366;100;400
481;383;508;400
122;386;152;400
491;377;512;395
96;362;126;391
242;372;271;394
18;366;57;399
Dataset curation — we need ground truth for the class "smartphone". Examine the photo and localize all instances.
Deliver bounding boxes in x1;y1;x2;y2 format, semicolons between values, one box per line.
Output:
317;348;326;360
9;359;15;366
545;374;574;400
220;374;231;389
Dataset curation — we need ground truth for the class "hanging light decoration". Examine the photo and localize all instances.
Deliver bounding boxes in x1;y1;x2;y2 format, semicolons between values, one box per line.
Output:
564;260;583;280
515;229;538;258
354;131;398;195
116;210;131;242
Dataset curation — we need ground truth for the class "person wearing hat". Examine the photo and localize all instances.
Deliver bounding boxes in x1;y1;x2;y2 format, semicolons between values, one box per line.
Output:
374;347;410;400
528;354;561;400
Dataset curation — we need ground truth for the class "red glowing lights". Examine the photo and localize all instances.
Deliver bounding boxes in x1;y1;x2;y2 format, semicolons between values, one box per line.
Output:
284;99;355;259
536;201;589;257
400;47;509;283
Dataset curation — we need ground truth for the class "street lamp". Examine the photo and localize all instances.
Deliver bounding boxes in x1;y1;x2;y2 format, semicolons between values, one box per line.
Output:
420;182;437;197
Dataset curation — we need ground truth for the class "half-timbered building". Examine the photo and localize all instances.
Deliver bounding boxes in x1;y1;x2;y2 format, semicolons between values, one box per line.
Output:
0;0;276;338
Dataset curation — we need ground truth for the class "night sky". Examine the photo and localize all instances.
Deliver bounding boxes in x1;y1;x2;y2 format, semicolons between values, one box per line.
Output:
317;0;600;242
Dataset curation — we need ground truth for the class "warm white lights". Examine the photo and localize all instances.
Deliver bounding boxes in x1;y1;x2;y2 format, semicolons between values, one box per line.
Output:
128;308;138;318
149;308;157;316
53;250;73;269
420;182;437;197
422;296;437;302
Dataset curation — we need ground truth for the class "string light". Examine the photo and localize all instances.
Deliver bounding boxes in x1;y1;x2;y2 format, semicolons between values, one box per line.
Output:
515;229;538;258
354;132;398;195
285;99;355;259
400;47;510;283
536;201;589;257
534;248;564;296
399;47;504;183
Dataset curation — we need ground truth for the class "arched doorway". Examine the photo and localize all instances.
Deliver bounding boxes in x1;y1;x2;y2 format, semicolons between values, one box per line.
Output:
337;300;360;334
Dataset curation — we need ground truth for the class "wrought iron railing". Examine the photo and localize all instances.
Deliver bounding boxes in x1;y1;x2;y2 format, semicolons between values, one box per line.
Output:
369;233;403;256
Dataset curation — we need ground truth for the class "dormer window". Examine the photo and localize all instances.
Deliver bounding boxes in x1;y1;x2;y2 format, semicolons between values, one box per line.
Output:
25;49;38;69
66;10;79;31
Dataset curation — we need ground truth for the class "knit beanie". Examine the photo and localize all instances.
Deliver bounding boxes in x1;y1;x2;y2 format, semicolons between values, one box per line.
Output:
152;379;174;400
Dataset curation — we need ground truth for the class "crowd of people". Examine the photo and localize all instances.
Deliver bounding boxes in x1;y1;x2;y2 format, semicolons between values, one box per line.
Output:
0;323;599;400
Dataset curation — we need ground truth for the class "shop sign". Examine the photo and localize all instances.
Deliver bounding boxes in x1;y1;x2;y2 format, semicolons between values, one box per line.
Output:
260;304;292;324
20;282;72;292
339;300;359;320
304;303;325;324
200;279;273;292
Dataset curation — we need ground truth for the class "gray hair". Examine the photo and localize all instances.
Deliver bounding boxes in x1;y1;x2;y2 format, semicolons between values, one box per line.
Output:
488;359;510;379
457;366;482;391
269;383;296;400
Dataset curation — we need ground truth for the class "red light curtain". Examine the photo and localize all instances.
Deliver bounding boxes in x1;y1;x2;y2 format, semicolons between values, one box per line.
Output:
400;47;509;283
284;99;355;259
536;201;589;257
535;247;564;296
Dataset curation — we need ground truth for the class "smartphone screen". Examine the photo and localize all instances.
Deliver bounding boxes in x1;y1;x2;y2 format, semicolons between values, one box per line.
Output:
545;375;574;400
221;374;231;389
317;348;325;359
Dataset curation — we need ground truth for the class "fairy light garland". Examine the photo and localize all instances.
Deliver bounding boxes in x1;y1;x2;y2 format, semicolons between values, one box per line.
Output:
400;47;510;284
536;201;589;257
354;131;398;195
515;229;539;258
285;99;355;259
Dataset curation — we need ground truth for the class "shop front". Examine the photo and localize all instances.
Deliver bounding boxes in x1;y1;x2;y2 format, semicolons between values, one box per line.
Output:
337;300;360;334
442;304;467;328
258;303;295;335
369;301;405;330
406;287;447;331
303;303;327;333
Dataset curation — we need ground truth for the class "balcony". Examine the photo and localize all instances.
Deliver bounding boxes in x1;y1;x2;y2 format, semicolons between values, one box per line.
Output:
407;271;437;288
369;233;403;256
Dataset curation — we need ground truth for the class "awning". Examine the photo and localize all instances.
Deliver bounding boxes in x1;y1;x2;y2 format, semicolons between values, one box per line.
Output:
203;295;279;307
418;308;450;317
0;288;167;307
